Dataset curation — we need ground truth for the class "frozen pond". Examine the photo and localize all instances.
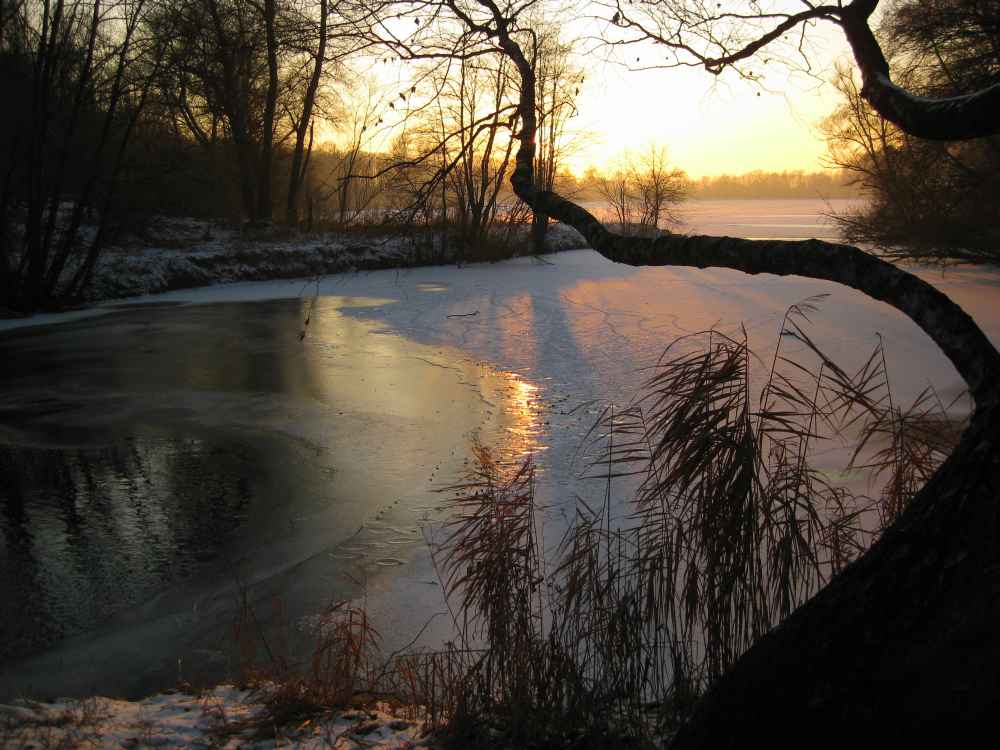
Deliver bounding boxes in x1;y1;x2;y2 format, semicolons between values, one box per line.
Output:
3;199;1000;701
0;297;537;699
584;197;864;241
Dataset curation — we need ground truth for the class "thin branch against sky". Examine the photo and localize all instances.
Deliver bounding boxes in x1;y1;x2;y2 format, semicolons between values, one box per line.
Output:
321;1;856;177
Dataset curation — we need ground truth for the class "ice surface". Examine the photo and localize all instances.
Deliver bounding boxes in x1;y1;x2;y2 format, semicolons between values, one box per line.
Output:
4;204;1000;710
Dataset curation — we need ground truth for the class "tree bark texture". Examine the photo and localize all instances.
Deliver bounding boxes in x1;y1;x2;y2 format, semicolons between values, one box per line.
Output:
670;401;1000;741
840;0;1000;141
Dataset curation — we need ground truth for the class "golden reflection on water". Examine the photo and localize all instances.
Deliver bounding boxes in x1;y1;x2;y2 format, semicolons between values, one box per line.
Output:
500;373;546;461
302;296;548;467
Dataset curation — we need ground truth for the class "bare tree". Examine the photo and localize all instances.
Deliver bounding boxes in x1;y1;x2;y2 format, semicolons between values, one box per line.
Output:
596;144;687;233
820;0;1000;263
285;0;327;225
285;0;388;226
601;0;1000;140
149;0;275;222
314;87;384;228
1;0;161;312
149;0;368;225
256;0;279;223
594;159;638;228
444;51;517;253
633;143;687;228
529;23;581;253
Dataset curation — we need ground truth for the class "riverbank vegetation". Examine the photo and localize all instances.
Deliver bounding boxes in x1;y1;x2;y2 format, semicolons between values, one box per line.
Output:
0;0;868;315
419;303;961;747
822;0;1000;264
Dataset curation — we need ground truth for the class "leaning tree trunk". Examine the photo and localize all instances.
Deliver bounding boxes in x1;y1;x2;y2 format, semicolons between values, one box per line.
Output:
669;402;1000;741
483;5;1000;740
530;210;548;254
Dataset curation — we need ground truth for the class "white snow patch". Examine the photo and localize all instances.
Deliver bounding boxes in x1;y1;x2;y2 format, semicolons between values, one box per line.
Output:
19;214;589;313
0;685;432;749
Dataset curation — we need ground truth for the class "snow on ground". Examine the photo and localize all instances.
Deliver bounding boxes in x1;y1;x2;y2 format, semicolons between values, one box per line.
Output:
0;686;430;749
74;216;587;304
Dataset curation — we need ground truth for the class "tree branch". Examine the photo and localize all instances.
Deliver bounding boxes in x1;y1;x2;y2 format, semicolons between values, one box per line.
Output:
464;0;1000;738
486;0;1000;409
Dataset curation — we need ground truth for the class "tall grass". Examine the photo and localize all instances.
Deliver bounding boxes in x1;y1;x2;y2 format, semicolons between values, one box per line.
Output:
433;444;554;744
425;298;965;747
228;593;384;735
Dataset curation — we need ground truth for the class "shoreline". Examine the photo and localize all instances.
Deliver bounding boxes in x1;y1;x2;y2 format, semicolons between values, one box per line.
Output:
0;684;437;749
1;219;589;323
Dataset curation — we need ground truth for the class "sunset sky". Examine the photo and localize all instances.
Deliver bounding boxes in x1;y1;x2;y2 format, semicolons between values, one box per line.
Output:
560;15;857;177
569;51;852;177
348;7;858;179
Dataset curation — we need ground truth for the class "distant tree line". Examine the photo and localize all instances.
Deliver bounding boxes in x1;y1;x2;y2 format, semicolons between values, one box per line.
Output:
690;170;861;200
560;167;860;202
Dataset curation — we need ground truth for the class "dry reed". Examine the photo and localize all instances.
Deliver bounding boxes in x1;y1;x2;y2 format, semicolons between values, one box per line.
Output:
226;299;963;748
422;297;964;747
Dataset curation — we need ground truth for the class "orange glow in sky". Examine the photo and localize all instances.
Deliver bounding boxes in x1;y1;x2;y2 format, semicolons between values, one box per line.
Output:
567;58;849;177
562;17;855;178
339;9;857;179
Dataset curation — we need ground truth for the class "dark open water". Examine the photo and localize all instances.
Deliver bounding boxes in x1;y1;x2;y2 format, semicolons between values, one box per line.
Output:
0;296;529;699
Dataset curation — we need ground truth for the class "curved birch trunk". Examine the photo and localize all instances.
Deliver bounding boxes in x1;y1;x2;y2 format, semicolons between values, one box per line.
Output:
479;2;1000;739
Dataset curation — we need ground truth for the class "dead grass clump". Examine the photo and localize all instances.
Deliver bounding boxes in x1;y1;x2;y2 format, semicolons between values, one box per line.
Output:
0;697;108;750
433;444;555;744
228;594;385;737
419;443;672;747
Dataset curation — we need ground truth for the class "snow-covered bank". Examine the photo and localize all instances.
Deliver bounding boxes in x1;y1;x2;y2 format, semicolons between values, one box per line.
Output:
0;685;431;749
48;199;858;308
72;217;587;305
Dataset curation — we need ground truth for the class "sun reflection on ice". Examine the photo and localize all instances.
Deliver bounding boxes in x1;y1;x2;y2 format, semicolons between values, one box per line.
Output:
502;373;547;461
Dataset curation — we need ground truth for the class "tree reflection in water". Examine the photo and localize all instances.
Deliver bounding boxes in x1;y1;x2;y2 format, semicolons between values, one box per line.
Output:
0;434;255;663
